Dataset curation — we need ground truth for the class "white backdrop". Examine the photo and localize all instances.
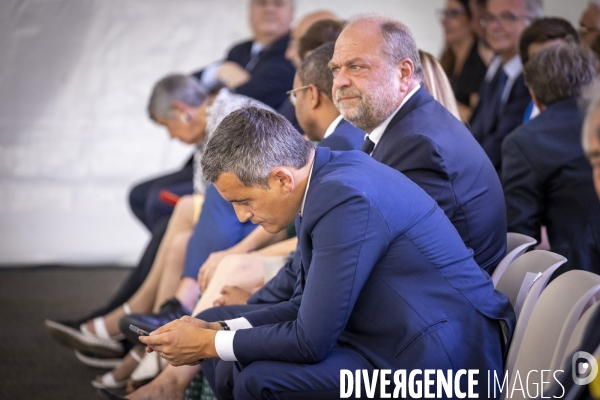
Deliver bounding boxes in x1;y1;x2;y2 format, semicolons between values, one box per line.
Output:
0;0;587;266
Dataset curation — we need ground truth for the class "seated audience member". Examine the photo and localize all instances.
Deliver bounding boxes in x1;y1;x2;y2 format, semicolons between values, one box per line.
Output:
277;10;338;133
102;40;366;400
297;19;345;61
580;0;600;47
438;0;488;121
566;85;600;276
123;106;515;400
46;76;273;383
519;17;580;121
419;50;462;121
469;0;543;171
193;0;295;110
502;42;599;259
330;15;506;273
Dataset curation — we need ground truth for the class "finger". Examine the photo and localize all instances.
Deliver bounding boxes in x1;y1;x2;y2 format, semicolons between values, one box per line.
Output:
146;345;154;353
180;315;194;323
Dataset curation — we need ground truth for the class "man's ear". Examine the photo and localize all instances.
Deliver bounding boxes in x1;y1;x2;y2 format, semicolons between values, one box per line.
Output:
398;58;415;89
269;167;295;193
308;84;321;109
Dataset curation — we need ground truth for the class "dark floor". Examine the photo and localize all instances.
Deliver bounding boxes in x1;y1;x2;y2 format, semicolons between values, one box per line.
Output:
0;266;131;400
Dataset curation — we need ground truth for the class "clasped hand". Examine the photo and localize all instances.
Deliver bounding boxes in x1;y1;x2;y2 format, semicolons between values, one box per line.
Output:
138;316;221;366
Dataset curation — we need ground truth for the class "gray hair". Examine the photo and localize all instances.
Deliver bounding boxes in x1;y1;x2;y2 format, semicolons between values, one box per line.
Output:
147;74;209;121
524;41;597;106
581;82;600;153
524;0;544;18
345;14;424;82
202;106;314;188
297;42;336;101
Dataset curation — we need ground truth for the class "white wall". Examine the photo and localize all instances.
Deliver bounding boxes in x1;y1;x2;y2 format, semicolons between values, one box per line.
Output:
0;0;588;266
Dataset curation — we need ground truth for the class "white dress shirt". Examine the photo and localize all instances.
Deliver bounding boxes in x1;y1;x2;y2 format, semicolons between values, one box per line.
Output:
323;115;343;140
365;84;421;154
214;156;316;361
483;55;523;106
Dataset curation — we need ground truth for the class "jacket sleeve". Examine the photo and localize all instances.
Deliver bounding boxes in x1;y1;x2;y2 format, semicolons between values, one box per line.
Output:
232;192;390;364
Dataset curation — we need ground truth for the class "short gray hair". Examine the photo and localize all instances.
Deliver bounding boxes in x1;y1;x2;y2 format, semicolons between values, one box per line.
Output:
582;82;600;153
524;0;544;18
147;74;209;121
524;41;597;106
345;14;423;82
202;106;314;188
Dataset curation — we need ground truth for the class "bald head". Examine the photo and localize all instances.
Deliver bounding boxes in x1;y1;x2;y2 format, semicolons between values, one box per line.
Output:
286;10;338;68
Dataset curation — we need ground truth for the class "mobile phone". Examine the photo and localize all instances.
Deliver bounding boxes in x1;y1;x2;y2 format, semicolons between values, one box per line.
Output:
129;324;149;336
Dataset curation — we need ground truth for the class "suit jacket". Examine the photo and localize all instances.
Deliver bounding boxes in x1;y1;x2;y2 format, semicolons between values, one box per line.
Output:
193;34;295;110
470;70;531;171
502;96;600;257
235;148;514;388
247;118;365;305
372;87;506;273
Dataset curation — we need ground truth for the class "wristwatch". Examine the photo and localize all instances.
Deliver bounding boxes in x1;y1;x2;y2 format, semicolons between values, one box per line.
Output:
217;321;230;331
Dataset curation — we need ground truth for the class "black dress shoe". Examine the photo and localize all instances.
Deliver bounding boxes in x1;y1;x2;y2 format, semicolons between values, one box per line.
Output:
119;297;190;345
97;388;127;400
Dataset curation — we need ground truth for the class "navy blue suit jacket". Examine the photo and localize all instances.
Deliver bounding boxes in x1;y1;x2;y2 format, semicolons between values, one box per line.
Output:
371;87;506;273
248;118;365;305
470;71;531;171
234;148;514;386
193;34;295;110
502;96;600;257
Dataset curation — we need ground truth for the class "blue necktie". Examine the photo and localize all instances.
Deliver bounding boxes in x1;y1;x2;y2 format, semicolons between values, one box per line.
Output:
497;67;508;106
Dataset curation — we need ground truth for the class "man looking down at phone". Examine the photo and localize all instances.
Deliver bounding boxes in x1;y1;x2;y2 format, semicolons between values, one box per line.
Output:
135;105;515;399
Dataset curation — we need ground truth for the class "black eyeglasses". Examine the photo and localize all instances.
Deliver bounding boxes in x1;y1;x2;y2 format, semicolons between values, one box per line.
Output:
436;8;467;20
480;12;531;27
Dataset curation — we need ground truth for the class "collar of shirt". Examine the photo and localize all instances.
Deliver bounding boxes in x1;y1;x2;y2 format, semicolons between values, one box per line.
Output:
367;84;421;149
323;115;344;139
299;154;316;217
251;41;264;56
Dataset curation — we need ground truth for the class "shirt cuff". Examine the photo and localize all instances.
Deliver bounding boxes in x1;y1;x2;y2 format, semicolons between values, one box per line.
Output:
224;317;252;331
214;330;237;361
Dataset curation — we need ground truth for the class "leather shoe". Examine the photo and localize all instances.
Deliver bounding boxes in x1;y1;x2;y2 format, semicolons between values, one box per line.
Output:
97;388;126;400
119;297;190;345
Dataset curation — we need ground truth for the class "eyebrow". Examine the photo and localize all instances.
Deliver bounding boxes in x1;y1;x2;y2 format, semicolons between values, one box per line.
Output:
328;57;369;69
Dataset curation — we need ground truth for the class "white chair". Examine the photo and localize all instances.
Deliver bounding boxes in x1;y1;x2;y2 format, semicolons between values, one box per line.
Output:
501;270;600;400
492;232;537;287
496;250;567;395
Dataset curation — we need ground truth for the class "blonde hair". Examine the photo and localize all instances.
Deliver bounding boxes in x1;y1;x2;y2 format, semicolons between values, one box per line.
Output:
418;50;462;122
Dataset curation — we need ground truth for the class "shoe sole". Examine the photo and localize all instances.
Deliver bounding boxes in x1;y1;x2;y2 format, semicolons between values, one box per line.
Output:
44;319;124;358
74;350;122;369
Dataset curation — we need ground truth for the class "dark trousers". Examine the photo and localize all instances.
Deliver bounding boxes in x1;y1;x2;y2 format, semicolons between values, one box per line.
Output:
129;162;194;231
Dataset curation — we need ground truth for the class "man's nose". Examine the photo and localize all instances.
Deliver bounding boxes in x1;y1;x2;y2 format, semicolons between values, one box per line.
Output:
233;204;253;223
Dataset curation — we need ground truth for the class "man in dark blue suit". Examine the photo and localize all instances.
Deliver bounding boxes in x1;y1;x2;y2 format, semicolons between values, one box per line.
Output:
137;106;514;399
193;0;295;110
329;15;506;274
469;0;543;171
502;42;600;259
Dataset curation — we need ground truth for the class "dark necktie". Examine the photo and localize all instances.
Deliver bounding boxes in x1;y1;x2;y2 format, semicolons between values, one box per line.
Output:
245;50;262;72
361;137;376;154
496;67;508;106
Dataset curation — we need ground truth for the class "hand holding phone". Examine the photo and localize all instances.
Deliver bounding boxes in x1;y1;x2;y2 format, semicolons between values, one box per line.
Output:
129;324;149;336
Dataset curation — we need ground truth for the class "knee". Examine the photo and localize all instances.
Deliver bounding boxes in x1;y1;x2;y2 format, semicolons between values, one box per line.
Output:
172;195;195;222
234;362;273;399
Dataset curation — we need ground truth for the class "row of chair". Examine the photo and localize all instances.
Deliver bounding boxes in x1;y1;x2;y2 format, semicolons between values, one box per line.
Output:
491;233;600;400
